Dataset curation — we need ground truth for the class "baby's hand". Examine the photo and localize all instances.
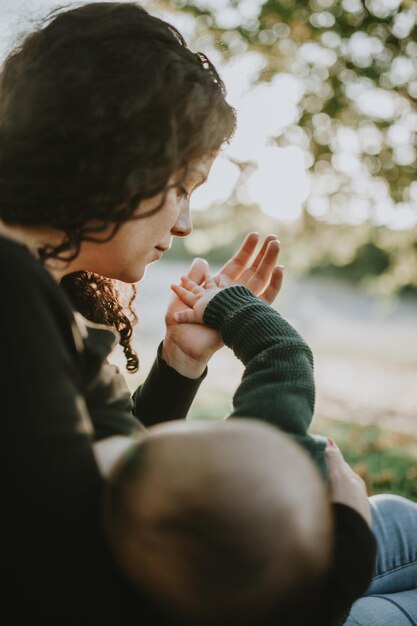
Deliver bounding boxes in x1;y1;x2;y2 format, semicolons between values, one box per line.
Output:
170;274;226;324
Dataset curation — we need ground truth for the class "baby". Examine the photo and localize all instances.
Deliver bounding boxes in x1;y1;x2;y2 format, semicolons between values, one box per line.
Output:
98;419;331;626
95;278;375;626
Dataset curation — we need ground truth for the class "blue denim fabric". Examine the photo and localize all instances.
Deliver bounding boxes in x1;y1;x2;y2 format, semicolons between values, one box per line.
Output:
345;494;417;626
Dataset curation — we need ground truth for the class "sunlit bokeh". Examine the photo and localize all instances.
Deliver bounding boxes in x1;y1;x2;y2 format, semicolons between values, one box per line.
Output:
2;0;416;232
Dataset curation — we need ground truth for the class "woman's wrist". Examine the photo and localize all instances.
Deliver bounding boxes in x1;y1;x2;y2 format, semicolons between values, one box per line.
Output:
161;339;208;379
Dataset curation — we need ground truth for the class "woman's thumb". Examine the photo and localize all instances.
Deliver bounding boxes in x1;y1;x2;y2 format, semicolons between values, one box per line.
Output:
187;258;209;284
325;438;346;465
174;309;197;324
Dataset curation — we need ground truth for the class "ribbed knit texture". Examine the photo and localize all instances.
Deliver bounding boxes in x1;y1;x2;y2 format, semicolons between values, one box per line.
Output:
204;285;327;477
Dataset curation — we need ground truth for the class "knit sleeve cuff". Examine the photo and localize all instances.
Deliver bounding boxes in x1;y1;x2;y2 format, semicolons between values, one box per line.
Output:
203;285;311;369
203;285;257;331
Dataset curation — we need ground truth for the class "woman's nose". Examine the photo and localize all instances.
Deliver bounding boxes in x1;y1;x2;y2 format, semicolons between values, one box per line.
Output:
172;202;192;237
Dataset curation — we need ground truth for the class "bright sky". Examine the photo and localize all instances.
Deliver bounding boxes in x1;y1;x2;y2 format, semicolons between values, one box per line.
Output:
1;0;414;229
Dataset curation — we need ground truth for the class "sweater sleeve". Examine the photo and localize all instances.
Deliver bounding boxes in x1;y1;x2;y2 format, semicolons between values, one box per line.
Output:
328;504;377;623
131;342;207;427
203;285;327;477
85;360;145;440
71;316;143;441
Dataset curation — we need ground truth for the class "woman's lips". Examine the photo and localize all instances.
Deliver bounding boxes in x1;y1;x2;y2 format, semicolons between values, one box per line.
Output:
153;246;169;260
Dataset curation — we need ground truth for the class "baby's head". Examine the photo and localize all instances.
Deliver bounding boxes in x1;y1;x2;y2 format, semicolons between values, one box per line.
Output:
103;419;332;626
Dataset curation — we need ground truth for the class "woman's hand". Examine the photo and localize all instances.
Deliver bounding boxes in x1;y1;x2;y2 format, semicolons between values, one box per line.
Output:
326;438;371;527
162;233;283;378
213;232;283;301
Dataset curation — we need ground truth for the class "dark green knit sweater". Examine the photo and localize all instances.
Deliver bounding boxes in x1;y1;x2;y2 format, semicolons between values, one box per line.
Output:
204;285;328;478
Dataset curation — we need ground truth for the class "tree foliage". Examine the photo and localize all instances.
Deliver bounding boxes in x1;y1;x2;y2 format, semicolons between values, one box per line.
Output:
154;0;417;293
176;0;417;198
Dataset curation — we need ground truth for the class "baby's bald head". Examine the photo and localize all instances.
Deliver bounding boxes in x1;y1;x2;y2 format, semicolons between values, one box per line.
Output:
103;419;332;625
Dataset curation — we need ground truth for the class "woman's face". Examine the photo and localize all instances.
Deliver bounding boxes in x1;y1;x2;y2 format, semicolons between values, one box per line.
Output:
69;154;216;283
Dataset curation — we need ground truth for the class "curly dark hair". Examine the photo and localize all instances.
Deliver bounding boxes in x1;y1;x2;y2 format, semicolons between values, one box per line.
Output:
0;2;236;372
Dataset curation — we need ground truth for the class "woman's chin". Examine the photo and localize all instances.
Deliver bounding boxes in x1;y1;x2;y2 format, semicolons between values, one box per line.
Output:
99;259;153;283
134;266;148;283
110;265;147;284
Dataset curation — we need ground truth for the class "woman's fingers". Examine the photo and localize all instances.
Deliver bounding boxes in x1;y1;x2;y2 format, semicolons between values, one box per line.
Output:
245;239;281;294
259;265;284;304
213;233;281;296
216;232;260;281
326;439;347;467
203;274;217;290
326;438;371;526
173;308;198;324
185;257;209;285
250;234;279;271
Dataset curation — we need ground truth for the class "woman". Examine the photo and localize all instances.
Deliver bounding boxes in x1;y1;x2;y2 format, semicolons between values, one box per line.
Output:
0;2;282;622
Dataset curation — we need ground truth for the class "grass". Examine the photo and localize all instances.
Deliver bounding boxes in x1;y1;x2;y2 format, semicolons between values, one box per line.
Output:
313;418;417;501
189;394;417;502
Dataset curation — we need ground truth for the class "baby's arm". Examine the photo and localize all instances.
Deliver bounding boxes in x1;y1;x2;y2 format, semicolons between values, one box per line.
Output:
171;276;327;477
133;234;282;427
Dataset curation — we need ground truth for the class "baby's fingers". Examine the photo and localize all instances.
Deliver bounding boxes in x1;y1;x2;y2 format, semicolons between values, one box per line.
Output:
170;283;199;307
181;274;216;291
